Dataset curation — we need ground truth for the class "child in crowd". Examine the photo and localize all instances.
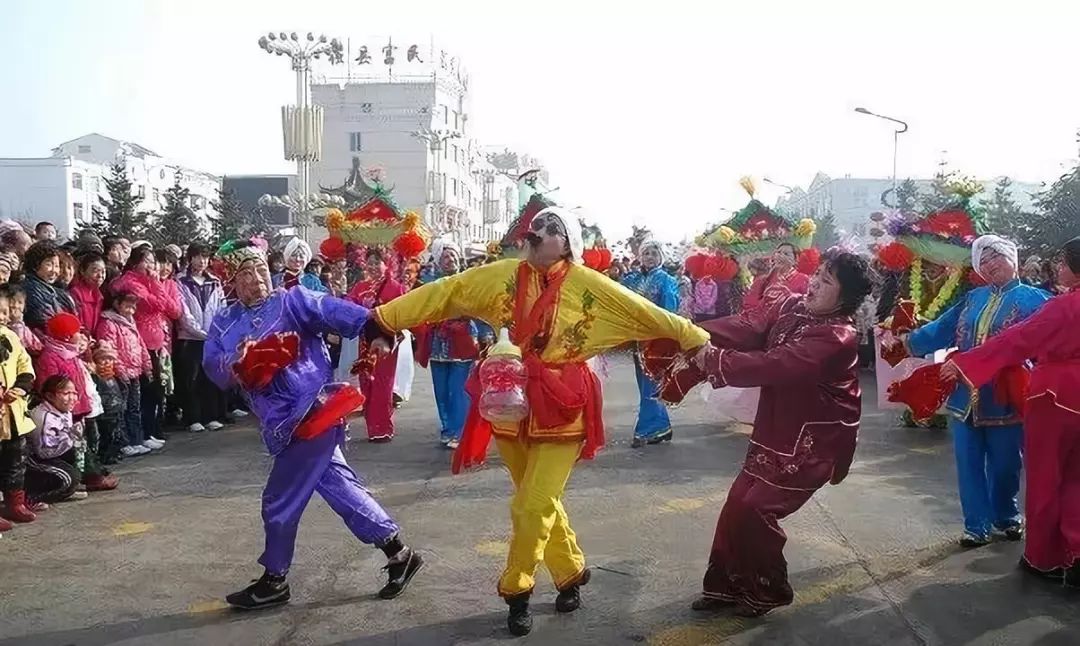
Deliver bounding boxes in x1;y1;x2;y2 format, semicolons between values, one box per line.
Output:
1;283;42;356
78;334;118;491
90;341;126;466
69;252;107;334
26;375;84;504
95;291;155;457
0;288;39;528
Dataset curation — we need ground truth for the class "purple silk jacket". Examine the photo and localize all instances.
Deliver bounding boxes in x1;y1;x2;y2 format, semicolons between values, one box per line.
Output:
203;286;370;455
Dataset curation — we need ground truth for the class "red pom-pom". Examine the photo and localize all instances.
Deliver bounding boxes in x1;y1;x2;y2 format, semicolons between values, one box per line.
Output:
797;247;821;275
392;230;427;259
877;242;915;272
596;248;613;272
319;237;346;262
712;255;739;281
46;312;81;341
685;254;708;280
582;248;601;270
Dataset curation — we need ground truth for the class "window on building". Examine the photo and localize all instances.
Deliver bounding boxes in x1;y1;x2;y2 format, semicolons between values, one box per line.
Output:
78;145;91;154
452;145;458;163
451;178;458;197
72;173;83;190
153;188;160;203
453;111;459;129
360;102;373;113
137;185;146;199
73;203;84;221
349;132;363;152
91;177;100;193
443;144;448;160
443;105;449;124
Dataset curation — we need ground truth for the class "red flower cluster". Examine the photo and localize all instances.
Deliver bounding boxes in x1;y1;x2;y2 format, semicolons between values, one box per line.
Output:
797;247;821;275
582;248;613;272
924;210;976;239
347;199;398;223
319;237;347;263
876;242;915;272
392;231;427;259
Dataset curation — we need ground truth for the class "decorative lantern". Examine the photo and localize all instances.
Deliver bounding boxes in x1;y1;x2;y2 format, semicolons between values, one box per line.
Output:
477;328;529;424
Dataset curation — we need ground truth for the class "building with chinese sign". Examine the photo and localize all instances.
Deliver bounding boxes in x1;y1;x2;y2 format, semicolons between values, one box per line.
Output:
309;37;533;254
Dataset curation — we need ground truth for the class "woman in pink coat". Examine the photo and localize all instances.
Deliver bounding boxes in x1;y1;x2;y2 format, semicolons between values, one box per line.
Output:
68;253;107;334
110;245;181;443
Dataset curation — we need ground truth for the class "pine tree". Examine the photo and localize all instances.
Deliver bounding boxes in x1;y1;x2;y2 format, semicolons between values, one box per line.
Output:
153;171;206;246
1026;164;1080;257
893;178;921;214
920;166;955;213
102;157;148;238
814;212;840;249
983;177;1029;244
208;188;246;245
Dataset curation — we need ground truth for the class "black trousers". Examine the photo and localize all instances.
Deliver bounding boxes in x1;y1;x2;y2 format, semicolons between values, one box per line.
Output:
96;414;125;464
141;350;165;439
25;449;79;503
175;339;227;425
0;434;27;491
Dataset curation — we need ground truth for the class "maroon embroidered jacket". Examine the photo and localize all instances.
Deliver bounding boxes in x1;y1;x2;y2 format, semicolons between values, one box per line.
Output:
699;295;861;489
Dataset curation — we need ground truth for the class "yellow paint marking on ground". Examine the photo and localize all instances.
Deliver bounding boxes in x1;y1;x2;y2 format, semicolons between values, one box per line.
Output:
188;599;229;614
662;498;706;513
475;541;509;556
112;522;154;537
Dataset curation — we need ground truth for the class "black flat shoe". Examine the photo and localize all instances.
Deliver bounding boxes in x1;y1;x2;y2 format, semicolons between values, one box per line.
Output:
226;571;290;610
555;568;591;613
1019;557;1064;581
646;430;673;445
379;549;424;599
506;593;532;637
959;533;991;549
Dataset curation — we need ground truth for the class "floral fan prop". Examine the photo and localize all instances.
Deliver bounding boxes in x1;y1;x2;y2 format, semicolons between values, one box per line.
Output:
696;176;817;258
321;172;431;260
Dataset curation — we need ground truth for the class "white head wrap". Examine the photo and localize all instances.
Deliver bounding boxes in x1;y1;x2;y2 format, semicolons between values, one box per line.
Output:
535;206;584;264
972;234;1018;277
638;238;667;265
431;236;462;268
284;238;313;267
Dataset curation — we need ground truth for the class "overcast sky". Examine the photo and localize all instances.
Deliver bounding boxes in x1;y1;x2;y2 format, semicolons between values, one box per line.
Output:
3;0;1078;240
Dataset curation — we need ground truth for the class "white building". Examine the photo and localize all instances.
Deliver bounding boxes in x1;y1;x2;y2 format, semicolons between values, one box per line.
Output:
0;133;220;238
775;172;1043;235
310;40;526;253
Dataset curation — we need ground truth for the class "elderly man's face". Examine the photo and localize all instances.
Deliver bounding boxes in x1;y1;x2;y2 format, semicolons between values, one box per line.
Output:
641;246;662;271
439;249;460;274
979;249;1015;286
526;214;569;268
233;259;272;305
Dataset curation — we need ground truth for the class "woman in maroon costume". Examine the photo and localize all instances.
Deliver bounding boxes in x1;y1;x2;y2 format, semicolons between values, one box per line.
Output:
691;249;874;617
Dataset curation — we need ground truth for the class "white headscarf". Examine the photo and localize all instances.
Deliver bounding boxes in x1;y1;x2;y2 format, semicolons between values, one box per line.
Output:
535;206;584;264
971;234;1018;277
430;236;462;269
638;238;667;265
284;238;313;267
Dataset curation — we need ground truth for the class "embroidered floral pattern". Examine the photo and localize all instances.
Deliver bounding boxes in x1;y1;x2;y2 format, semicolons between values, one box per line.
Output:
744;431;829;490
559;288;596;359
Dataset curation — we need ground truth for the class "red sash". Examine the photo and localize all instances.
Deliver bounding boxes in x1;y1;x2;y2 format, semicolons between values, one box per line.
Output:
452;262;605;473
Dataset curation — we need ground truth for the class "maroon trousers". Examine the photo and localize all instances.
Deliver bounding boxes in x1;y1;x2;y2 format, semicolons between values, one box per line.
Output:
702;469;817;612
1023;397;1080;572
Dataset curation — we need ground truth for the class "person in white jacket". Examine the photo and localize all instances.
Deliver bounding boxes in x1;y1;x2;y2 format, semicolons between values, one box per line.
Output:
175;243;228;433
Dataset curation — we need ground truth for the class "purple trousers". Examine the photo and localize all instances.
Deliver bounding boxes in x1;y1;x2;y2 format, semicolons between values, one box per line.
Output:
259;425;400;576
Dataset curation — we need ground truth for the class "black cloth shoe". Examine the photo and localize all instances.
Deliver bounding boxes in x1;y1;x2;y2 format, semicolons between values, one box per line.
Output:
226;571;290;610
999;525;1024;542
646;430;673;445
1019;556;1064;581
506;593;532;637
379;548;424;599
555;568;590;613
959;532;991;549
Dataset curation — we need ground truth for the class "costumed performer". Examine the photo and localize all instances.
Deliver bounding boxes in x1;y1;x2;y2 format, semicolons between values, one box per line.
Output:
621;238;681;447
416;238;493;449
689;249;873;616
368;207;708;636
742;242;809;311
941;237;1080;583
272;238;328;293
894;235;1049;547
346;248;407;442
203;240;423;610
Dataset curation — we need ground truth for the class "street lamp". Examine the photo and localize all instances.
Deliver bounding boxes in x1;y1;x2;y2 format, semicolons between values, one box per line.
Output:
257;31;344;236
763;177;794;193
412;125;461;240
854;107;908;198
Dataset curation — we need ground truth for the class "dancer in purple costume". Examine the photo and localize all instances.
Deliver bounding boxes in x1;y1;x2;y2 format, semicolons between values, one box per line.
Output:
203;240;423;610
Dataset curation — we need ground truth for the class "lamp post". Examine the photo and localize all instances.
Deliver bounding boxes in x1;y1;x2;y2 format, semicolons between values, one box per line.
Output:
257;31;343;236
854;107;908;198
411;125;461;239
763;177;794;193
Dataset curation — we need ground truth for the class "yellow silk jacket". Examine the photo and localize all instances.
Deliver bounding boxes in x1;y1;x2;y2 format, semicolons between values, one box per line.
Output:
376;259;709;442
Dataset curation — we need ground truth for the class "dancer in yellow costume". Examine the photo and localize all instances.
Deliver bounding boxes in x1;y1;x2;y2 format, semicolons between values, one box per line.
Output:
370;206;707;637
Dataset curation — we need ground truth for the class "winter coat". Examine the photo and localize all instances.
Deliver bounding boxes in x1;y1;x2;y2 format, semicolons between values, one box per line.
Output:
91;373;124;421
68;276;105;334
95;310;152;381
176;272;226;341
110;271;182;352
8;321;42;355
28;401;81;460
21;273;77;332
34;337;92;418
0;326;35;440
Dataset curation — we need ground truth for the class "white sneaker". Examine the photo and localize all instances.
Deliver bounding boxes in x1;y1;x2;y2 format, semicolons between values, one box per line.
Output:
67;491;89;501
231;409;249;418
206;421;224;431
142;440;163;451
149;436;166;444
121;446;142;457
135;445;152;454
188;423;206;433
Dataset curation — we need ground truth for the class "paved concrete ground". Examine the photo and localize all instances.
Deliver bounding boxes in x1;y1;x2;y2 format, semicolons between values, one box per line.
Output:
2;356;1078;645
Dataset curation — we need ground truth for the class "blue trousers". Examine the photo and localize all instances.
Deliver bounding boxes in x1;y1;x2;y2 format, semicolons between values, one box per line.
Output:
949;418;1023;538
431;361;473;441
633;355;671;441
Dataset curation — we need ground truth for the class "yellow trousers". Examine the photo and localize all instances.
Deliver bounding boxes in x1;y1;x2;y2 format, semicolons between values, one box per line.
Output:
495;438;587;597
